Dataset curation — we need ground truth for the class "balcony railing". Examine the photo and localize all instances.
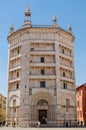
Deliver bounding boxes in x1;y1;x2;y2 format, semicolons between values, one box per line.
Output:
9;77;21;83
60;64;74;71
29;62;56;67
29;75;56;79
30;50;55;54
10;54;21;61
59;51;73;58
60;76;75;82
10;43;21;50
9;65;21;72
61;87;75;91
59;53;73;60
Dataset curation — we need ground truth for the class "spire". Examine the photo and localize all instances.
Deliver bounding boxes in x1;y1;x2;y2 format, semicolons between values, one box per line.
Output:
25;6;31;20
23;6;32;28
9;24;14;35
68;24;72;33
53;16;57;23
53;15;57;28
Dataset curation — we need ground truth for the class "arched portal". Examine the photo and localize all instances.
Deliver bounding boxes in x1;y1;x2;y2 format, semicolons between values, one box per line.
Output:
30;91;56;125
37;99;48;124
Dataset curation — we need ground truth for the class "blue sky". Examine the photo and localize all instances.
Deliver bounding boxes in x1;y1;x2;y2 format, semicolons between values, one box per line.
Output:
0;0;86;96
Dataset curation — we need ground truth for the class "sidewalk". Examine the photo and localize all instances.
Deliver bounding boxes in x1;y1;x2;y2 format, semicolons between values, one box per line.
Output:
0;127;86;130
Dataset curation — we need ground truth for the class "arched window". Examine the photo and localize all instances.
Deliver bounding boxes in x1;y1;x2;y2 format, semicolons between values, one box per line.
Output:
13;99;16;106
16;83;19;89
17;48;20;54
17;72;19;77
63;72;65;77
63;82;67;89
62;49;64;54
66;98;70;106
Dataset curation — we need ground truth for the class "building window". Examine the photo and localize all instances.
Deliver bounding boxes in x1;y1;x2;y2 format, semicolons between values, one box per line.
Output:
66;98;70;106
80;111;82;117
41;57;44;63
77;101;79;107
63;82;67;89
54;87;57;96
62;49;64;54
66;98;70;112
63;72;65;77
13;99;16;106
29;88;32;95
16;83;19;89
30;48;34;51
30;60;32;63
17;48;19;54
41;69;45;75
17;72;19;77
40;81;45;88
77;111;79;117
13;108;16;113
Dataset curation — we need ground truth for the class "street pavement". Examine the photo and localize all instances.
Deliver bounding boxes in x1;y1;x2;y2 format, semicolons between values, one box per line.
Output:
0;127;86;130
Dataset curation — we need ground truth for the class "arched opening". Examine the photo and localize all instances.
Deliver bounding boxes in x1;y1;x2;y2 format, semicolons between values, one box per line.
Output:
9;95;20;126
37;99;48;124
30;91;56;126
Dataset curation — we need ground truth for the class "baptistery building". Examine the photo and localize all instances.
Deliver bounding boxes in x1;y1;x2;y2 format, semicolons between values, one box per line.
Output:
7;7;77;127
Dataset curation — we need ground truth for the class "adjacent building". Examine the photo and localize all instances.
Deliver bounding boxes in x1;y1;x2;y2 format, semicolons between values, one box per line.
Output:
0;93;6;123
7;7;77;127
76;83;86;126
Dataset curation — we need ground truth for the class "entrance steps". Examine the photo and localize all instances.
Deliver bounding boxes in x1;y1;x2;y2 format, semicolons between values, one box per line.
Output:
40;124;58;127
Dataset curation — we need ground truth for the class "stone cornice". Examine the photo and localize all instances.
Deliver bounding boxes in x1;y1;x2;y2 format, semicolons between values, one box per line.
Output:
7;25;74;43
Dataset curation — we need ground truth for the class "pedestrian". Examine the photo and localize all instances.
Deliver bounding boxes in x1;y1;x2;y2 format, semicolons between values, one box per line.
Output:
13;121;16;127
37;121;40;127
45;117;47;124
42;116;45;124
